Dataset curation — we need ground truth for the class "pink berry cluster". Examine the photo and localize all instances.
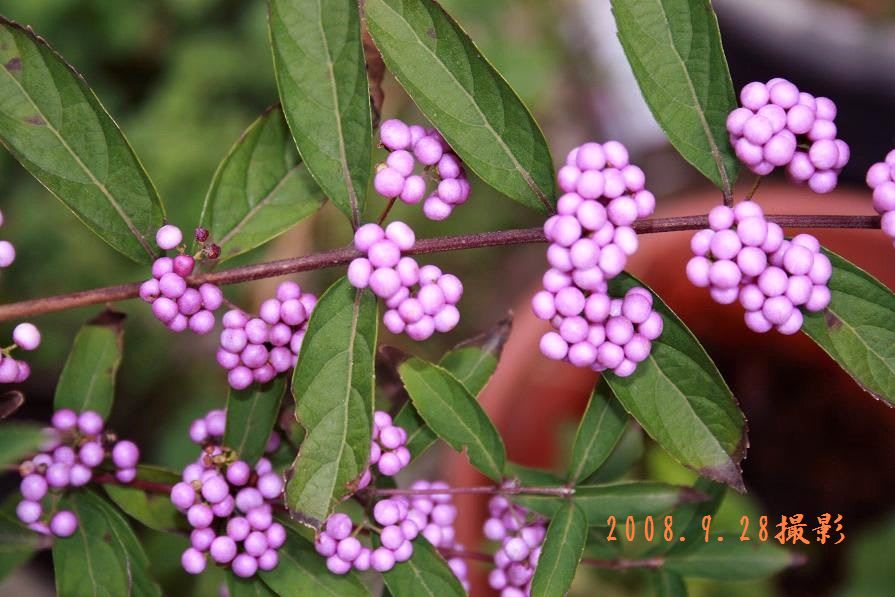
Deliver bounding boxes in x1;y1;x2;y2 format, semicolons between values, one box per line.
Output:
140;225;223;335
686;202;832;334
727;78;849;192
532;141;661;376
0;322;41;383
216;281;317;390
375;119;471;221
316;482;468;589
866;150;895;246
348;222;463;340
16;408;140;537
483;495;547;596
0;209;15;269
357;410;410;490
171;445;286;578
534;286;662;376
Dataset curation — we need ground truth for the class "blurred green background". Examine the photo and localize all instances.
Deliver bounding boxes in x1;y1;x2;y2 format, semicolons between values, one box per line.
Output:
0;0;893;595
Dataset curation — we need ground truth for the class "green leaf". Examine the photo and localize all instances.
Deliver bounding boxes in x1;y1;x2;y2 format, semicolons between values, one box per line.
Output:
365;0;556;212
649;570;688;597
517;482;702;526
664;478;725;555
605;273;746;490
611;0;738;196
53;310;124;419
381;538;464;597
228;575;277;597
664;539;797;580
801;248;895;405
0;502;41;583
0;422;46;468
287;277;378;525
567;379;628;484
224;377;287;465
259;527;369;596
53;490;162;596
269;0;371;225
505;462;564;486
0;19;164;263
198;106;324;261
584;424;643;484
398;357;505;481
530;502;587;597
103;465;184;533
395;320;507;459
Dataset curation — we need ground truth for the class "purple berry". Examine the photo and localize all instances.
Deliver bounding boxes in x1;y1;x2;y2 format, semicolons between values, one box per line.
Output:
50;510;78;538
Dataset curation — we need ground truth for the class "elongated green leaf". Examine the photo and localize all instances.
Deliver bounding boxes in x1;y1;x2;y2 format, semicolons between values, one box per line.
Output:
269;0;371;224
398;357;505;480
259;528;369;596
0;503;41;582
664;539;797;580
664;478;725;555
517;482;702;526
439;346;498;396
611;0;738;195
53;490;162;596
530;502;587;597
287;277;378;525
54;310;124;419
224;377;287;465
649;570;688;597
198;106;324;261
228;575;277;597
567;379;628;484
606;273;746;490
0;422;46;468
103;465;184;533
506;463;564;486
0;19;164;262
365;0;555;212
584;424;643;484
801;248;895;405
381;538;464;597
395;323;506;459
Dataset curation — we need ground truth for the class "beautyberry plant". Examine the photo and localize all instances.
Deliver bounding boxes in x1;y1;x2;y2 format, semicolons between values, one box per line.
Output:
1;1;894;596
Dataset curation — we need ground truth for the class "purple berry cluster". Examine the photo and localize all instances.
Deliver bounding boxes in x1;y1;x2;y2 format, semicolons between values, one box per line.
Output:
216;281;317;390
348;222;463;340
532;141;661;377
316;481;468;589
16;408;140;537
866;150;895;246
357;410;410;490
375;119;471;221
727;78;849;192
0;322;41;383
483;495;547;596
171;445;286;578
140;225;223;335
534;286;662;376
686;202;832;334
0;209;15;269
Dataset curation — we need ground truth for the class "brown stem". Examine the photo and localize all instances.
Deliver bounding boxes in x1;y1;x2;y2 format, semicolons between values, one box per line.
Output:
369;485;574;497
436;547;664;570
0;214;879;322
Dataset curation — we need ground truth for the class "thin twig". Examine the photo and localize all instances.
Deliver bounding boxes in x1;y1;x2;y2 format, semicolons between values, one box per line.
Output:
0;214;879;322
436;547;665;570
369;485;574;497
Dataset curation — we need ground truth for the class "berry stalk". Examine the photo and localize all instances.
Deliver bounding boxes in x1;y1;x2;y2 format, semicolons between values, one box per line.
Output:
0;214;878;322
